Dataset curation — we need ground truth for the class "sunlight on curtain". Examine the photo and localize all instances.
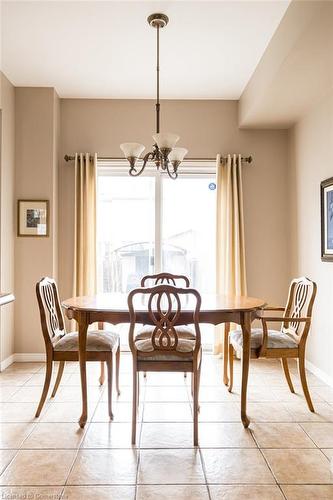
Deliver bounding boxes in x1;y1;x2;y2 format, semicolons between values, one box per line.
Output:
215;153;247;354
73;153;97;297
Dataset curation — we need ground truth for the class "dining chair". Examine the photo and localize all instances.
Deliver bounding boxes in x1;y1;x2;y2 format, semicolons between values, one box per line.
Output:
35;277;120;419
128;284;202;445
141;272;190;287
227;276;317;411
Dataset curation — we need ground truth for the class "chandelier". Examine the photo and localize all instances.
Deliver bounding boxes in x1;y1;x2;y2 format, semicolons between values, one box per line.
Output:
120;13;188;180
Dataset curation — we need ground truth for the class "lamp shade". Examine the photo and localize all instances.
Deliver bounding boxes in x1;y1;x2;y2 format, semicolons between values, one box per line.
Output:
152;133;179;149
168;147;188;162
120;143;145;158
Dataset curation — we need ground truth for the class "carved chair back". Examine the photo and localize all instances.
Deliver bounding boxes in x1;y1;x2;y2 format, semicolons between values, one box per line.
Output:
141;272;190;288
282;276;317;343
128;284;201;358
36;277;66;350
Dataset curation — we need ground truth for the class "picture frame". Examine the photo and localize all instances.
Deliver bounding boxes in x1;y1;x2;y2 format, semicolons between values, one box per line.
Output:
321;177;333;261
17;200;49;237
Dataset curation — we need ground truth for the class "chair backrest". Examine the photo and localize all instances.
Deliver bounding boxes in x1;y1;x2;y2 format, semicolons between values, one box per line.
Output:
36;277;66;349
282;276;317;339
141;272;190;288
128;284;201;356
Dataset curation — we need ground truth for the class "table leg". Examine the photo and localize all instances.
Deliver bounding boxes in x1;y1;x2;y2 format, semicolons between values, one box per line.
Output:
223;322;230;386
240;312;251;428
78;312;88;428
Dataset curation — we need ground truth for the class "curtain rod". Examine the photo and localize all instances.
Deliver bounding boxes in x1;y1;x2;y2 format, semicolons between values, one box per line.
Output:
64;154;253;164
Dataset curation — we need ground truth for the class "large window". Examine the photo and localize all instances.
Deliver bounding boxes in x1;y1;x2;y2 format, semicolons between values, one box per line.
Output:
97;164;216;347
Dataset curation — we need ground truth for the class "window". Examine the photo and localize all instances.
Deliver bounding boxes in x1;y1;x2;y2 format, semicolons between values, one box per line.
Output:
97;163;216;348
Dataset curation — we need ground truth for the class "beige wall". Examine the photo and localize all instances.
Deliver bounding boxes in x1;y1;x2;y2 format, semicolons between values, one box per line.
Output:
288;90;333;382
0;73;15;364
59;98;290;330
14;87;59;354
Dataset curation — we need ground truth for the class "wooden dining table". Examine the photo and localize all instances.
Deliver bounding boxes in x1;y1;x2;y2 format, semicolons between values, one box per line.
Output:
62;292;266;429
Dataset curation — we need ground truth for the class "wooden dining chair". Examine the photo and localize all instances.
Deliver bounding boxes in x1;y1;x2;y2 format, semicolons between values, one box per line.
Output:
227;277;317;411
128;284;202;445
141;272;190;288
139;272;193;378
35;277;120;419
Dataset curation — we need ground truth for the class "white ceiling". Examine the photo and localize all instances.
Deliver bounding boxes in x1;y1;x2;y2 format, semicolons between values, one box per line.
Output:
1;1;290;99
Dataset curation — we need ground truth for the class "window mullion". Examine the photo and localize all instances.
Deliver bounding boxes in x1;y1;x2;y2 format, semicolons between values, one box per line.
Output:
154;173;162;273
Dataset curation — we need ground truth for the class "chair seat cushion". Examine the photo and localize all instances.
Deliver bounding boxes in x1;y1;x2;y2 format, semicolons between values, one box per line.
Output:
135;337;197;361
230;328;298;350
135;324;195;341
54;330;119;352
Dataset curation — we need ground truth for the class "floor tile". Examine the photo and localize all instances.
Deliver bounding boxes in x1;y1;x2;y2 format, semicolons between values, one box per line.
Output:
93;402;142;422
55;385;104;402
284;401;333;422
137;485;209;499
143;402;192;422
209;485;284;499
9;386;51;403
0;423;35;448
138;449;204;484
263;448;333;484
247;403;293;422
0;402;44;422
0;450;16;475
199;386;240;402
251;423;315;448
199;402;240;422
0;387;19;402
41;401;97;423
62;486;136;499
21;423;85;449
0;449;76;485
145;386;189;402
67;449;138;485
82;422;137;448
199;423;256;448
281;485;333;499
0;373;32;386
301;423;333;448
201;449;275;484
140;422;193;448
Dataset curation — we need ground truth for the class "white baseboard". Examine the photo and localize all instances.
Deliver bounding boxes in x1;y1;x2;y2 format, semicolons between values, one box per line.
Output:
0;354;15;371
306;359;333;388
0;352;46;370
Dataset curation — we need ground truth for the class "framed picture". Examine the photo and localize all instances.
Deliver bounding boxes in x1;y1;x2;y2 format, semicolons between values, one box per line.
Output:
17;200;49;237
321;177;333;261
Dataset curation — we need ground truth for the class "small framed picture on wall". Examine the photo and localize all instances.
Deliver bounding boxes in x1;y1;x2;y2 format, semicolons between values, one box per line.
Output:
17;200;49;237
321;177;333;261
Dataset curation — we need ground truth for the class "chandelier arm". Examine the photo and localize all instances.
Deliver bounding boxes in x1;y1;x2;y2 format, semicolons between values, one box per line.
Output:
129;151;155;177
166;161;178;180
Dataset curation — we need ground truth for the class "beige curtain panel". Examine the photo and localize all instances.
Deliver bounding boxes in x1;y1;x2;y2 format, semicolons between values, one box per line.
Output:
73;153;97;297
214;153;247;354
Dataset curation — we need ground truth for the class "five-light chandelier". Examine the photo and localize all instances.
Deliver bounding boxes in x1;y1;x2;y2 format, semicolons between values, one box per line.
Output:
120;13;187;179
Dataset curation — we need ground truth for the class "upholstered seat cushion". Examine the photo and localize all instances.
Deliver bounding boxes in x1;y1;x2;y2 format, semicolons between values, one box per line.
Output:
135;324;195;341
54;330;119;352
230;328;298;350
135;336;197;361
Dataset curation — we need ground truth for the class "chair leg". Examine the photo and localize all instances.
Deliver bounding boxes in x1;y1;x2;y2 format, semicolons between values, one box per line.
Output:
99;361;105;386
193;368;199;446
132;366;138;445
51;361;65;398
281;358;295;393
298;350;314;412
35;357;53;417
107;358;113;420
223;323;230;385
115;345;121;396
228;342;234;393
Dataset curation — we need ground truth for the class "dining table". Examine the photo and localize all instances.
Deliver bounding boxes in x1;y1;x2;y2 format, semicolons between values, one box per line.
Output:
62;292;266;429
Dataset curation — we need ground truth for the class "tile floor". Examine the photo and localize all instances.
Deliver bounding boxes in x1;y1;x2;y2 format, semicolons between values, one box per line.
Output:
0;354;333;499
